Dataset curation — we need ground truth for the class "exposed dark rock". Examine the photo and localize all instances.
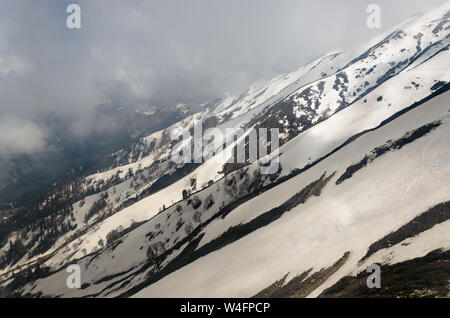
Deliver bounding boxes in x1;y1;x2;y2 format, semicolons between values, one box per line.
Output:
321;249;450;298
360;201;450;262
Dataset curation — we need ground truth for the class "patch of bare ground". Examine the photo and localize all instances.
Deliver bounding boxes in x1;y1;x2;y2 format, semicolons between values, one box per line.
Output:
253;251;350;298
360;201;450;263
336;121;442;185
320;249;450;298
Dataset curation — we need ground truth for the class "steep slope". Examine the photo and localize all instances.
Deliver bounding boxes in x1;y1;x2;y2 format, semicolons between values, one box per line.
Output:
1;2;449;298
131;89;450;297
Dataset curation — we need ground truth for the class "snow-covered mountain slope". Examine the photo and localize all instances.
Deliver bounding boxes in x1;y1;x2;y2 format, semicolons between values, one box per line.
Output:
0;2;449;298
15;81;450;298
243;5;450;145
131;89;450;298
212;50;343;121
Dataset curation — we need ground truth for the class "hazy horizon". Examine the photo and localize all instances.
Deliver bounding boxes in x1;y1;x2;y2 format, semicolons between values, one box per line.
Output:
0;0;448;161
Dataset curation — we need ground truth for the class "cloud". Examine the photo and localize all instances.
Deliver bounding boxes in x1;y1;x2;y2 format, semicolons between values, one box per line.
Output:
0;118;47;157
0;0;447;132
0;55;31;77
0;0;447;196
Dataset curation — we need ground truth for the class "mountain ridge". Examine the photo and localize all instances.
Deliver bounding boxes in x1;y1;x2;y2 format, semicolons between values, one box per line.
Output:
1;2;449;298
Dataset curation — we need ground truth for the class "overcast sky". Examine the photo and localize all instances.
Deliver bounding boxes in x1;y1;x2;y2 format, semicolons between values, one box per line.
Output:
0;0;448;159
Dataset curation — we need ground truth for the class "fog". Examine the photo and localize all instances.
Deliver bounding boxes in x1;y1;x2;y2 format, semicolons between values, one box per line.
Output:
0;0;447;158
